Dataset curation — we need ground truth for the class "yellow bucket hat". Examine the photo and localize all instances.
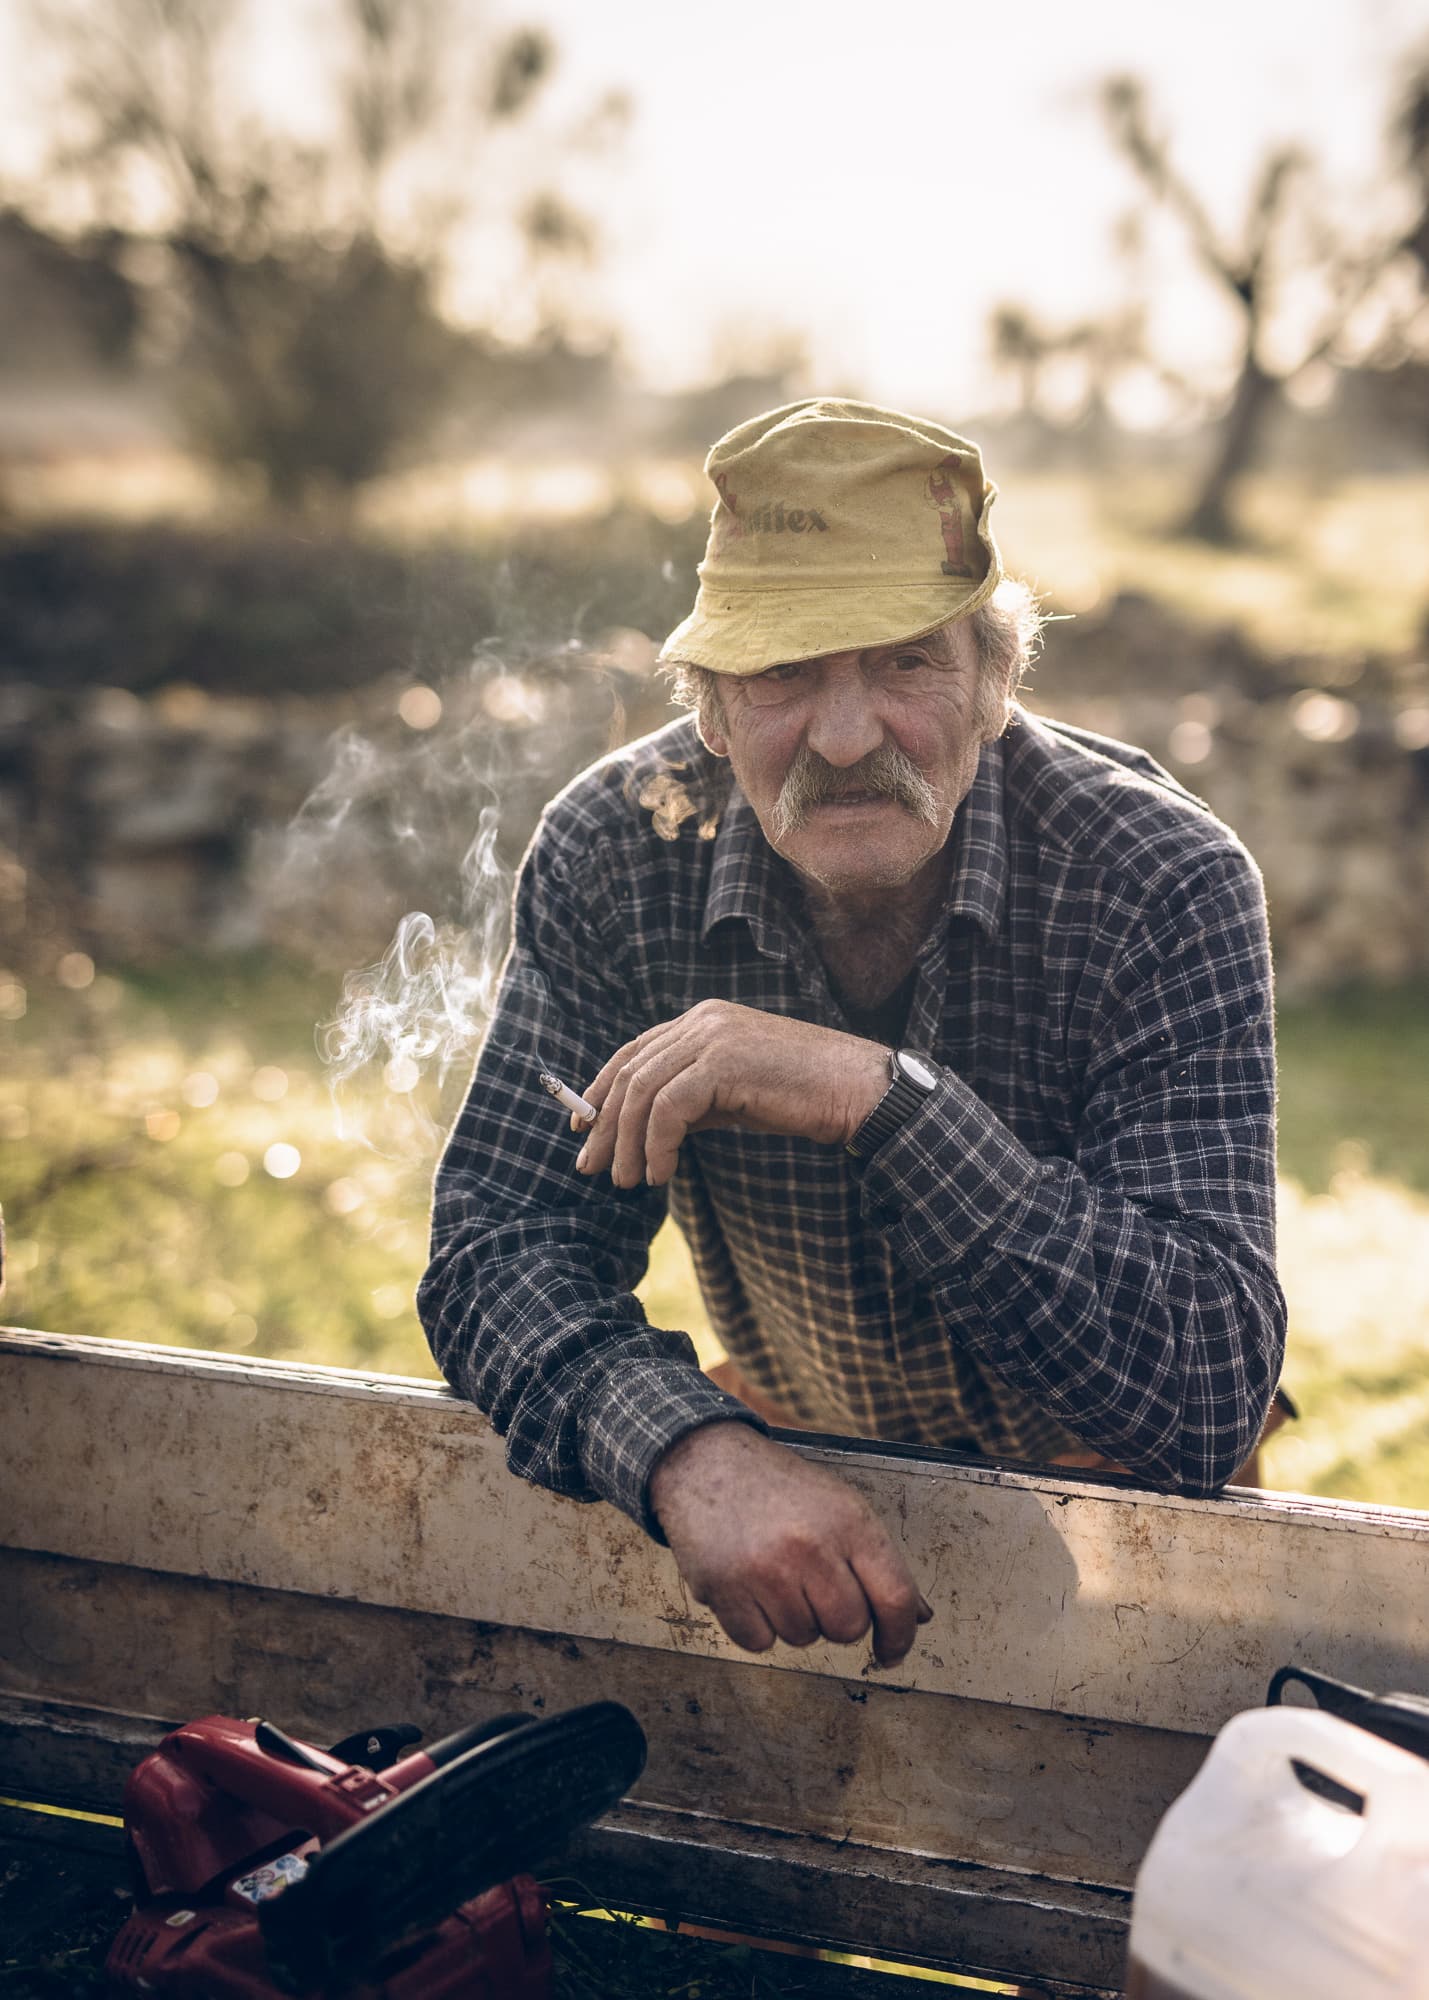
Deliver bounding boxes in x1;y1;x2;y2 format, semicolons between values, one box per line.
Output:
659;398;1003;677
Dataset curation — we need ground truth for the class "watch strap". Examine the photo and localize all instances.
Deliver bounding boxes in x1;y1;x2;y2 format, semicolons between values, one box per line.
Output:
846;1049;939;1159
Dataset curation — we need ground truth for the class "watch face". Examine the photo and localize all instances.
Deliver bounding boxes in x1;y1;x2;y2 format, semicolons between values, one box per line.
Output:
896;1051;939;1090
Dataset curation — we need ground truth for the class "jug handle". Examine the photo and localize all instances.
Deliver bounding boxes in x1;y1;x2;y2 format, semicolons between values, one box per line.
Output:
1229;1705;1429;1822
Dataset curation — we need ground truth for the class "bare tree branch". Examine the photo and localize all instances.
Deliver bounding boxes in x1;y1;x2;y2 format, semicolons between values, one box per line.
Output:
1242;148;1306;295
1101;75;1238;289
1090;65;1427;538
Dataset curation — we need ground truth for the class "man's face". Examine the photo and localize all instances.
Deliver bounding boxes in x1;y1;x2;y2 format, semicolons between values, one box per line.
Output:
698;620;1000;902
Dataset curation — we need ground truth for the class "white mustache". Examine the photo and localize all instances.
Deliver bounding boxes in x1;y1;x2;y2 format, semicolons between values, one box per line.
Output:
774;742;940;838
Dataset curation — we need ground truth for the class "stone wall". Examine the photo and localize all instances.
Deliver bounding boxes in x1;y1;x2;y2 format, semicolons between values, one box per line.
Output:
2;594;1426;997
1026;593;1429;994
0;654;671;978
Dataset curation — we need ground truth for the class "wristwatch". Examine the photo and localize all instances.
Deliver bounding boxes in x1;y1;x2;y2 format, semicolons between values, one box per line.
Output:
845;1048;942;1159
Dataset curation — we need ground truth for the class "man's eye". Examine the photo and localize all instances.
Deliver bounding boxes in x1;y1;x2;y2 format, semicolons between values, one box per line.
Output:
891;652;928;672
763;662;806;683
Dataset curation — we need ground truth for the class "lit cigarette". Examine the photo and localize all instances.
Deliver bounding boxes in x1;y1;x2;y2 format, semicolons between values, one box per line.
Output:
540;1069;597;1123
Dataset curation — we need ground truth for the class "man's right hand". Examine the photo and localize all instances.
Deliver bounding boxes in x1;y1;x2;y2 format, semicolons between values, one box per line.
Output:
648;1421;932;1667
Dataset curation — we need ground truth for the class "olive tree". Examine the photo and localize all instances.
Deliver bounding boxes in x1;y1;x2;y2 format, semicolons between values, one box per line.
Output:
21;0;624;507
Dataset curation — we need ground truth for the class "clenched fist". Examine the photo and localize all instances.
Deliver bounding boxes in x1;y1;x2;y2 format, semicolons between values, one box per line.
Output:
649;1421;933;1667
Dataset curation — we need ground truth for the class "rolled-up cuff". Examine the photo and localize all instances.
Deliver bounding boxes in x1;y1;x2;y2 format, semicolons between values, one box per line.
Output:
580;1357;769;1541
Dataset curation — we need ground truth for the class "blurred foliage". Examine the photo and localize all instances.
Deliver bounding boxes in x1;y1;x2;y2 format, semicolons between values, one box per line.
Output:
1101;67;1429;541
3;468;1429;704
9;0;624;505
3;956;1428;1509
0;211;141;375
0;955;439;1372
999;470;1429;658
1275;986;1429;1197
1264;988;1429;1506
169;237;478;507
0;510;706;695
988;58;1429;543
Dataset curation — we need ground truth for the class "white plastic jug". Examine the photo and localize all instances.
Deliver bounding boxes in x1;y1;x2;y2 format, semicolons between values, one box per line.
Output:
1126;1703;1429;1999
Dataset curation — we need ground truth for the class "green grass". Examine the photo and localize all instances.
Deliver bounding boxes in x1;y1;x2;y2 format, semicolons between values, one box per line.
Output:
2;955;1427;1508
0;952;715;1379
1;956;438;1375
999;470;1429;657
1275;985;1429;1197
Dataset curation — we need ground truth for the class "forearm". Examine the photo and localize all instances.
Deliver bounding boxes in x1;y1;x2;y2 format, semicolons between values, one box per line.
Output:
418;1202;765;1532
857;1071;1286;1493
418;817;766;1533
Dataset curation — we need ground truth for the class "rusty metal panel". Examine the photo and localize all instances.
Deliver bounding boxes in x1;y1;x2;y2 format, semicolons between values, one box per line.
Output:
0;1550;1207;1890
4;1330;1427;1740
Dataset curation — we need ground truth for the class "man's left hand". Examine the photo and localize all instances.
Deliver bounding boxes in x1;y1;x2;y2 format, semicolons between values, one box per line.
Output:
575;1001;889;1189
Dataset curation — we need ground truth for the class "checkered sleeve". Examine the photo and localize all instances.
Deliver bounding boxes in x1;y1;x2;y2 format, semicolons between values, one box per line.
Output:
857;851;1286;1494
416;815;765;1537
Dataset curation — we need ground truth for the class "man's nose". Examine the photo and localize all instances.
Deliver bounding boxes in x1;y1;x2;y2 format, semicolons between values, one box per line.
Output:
803;679;884;768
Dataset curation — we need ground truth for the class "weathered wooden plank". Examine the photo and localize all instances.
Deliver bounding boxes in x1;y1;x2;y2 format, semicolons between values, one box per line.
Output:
0;1690;171;1812
4;1329;1428;1993
0;1551;1206;1889
560;1805;1129;1997
4;1330;1427;1739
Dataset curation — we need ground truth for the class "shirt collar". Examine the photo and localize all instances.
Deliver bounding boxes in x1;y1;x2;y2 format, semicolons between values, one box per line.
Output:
701;784;803;959
701;735;1008;950
943;734;1008;938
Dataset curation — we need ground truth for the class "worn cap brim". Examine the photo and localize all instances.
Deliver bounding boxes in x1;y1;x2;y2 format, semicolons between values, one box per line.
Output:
659;568;1001;678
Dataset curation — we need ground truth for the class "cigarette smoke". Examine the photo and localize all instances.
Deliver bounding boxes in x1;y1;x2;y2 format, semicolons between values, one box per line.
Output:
264;638;669;1160
319;807;507;1152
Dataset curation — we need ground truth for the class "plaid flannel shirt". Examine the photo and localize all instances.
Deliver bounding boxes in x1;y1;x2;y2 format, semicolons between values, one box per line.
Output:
418;706;1286;1536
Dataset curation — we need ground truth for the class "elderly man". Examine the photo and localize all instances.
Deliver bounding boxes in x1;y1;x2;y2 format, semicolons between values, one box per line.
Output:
418;399;1286;1670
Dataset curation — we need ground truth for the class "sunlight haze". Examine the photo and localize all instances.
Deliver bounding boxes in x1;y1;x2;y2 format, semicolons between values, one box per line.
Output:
0;0;1421;409
515;0;1420;406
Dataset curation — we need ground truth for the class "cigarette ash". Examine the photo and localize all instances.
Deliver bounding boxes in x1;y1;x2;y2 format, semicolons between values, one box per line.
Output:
263;638;671;1162
540;1068;597;1122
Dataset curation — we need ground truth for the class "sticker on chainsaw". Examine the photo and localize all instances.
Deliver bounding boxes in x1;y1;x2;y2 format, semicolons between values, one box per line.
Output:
231;1851;310;1904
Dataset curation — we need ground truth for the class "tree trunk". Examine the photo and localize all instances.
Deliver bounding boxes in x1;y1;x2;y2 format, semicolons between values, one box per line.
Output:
1180;357;1280;544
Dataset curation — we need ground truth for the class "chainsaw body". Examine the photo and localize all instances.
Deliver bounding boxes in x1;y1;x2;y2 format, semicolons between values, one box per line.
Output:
107;1703;646;1999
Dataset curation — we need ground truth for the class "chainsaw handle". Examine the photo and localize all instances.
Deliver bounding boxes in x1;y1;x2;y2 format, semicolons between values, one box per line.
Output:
378;1712;535;1795
255;1719;334;1772
169;1716;391;1838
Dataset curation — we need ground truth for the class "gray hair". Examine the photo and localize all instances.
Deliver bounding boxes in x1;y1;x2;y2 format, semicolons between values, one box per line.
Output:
661;576;1044;737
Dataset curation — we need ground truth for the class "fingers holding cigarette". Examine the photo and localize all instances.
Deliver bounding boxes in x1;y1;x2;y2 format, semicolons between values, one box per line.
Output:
563;1005;890;1189
576;1018;705;1187
539;1070;597;1125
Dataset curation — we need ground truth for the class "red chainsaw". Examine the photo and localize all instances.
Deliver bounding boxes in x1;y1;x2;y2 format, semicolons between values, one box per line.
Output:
106;1701;646;1998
